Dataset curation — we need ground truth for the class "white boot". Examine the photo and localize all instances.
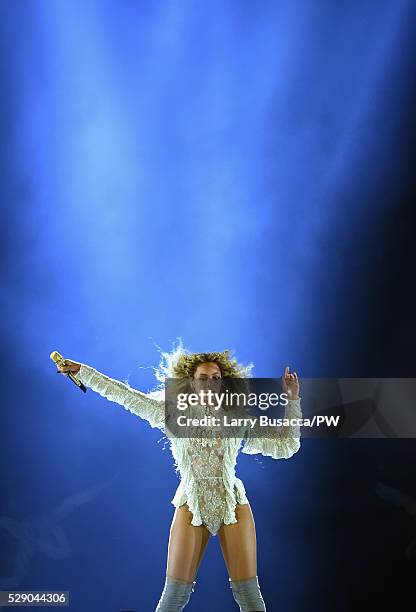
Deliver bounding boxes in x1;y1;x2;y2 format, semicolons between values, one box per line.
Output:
155;575;196;611
229;575;266;611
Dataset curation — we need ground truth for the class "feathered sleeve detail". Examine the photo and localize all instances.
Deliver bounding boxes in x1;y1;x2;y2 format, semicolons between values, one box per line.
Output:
241;397;302;459
77;363;165;431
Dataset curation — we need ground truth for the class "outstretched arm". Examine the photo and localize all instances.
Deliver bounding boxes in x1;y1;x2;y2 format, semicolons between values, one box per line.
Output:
60;360;166;431
241;396;302;459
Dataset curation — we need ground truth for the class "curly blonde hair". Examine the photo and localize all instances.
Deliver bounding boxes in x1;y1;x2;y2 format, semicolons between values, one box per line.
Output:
147;337;253;401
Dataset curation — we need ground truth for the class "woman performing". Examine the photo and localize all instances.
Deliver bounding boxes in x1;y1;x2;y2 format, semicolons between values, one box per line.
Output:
56;344;302;611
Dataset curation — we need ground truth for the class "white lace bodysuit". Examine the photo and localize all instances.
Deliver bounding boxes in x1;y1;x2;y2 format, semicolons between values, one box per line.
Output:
76;363;302;536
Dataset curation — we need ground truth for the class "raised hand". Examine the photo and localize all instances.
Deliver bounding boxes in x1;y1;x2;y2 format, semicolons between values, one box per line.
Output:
281;366;300;400
57;359;81;375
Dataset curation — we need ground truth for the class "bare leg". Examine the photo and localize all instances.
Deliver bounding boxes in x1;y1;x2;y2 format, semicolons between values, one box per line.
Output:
219;503;266;611
155;504;211;610
166;503;211;582
218;503;257;580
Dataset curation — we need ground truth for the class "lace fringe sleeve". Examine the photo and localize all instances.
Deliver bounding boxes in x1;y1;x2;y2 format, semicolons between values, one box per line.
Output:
241;397;302;460
77;363;165;431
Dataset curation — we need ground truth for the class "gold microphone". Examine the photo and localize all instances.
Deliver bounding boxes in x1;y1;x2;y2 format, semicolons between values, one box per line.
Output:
50;351;87;393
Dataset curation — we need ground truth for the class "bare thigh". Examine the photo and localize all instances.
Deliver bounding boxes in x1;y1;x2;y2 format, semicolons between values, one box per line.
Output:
166;503;211;583
218;503;257;581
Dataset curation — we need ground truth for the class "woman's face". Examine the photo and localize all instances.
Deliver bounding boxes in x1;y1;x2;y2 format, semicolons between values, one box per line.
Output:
192;362;222;394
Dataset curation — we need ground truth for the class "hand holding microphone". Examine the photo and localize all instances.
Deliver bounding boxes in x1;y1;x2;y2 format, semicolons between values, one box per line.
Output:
50;351;87;393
